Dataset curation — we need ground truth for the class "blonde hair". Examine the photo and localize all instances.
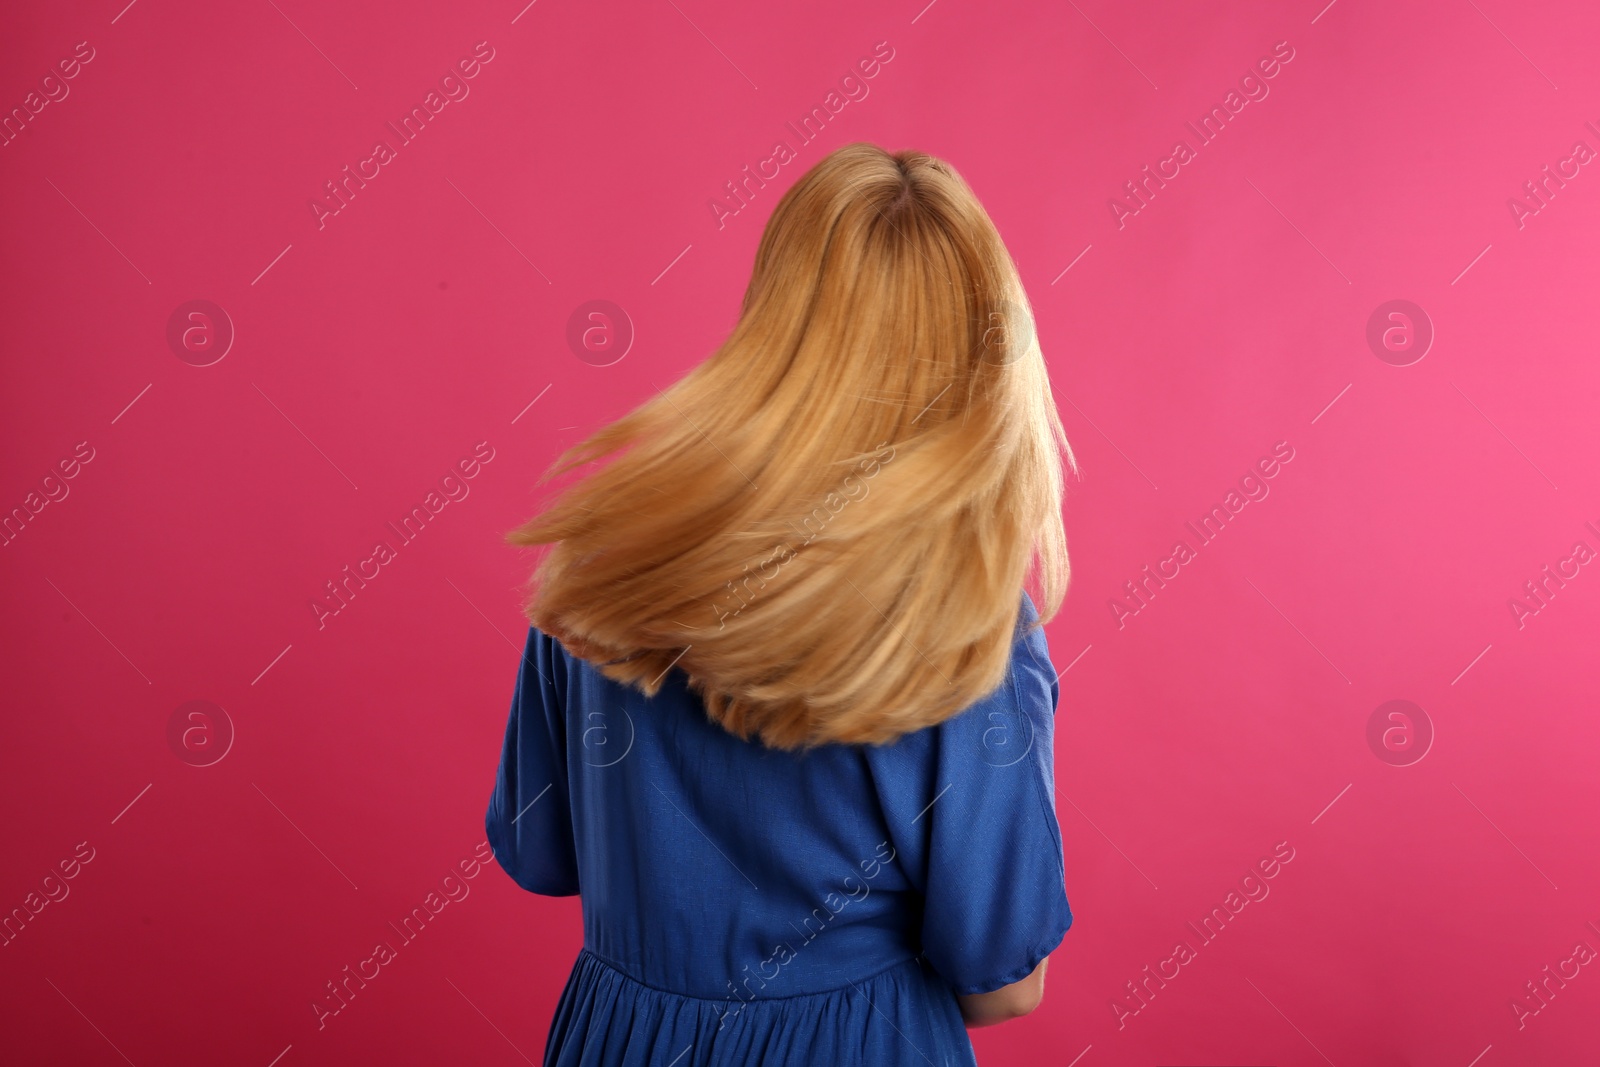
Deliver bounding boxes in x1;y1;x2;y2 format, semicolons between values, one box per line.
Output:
508;142;1074;749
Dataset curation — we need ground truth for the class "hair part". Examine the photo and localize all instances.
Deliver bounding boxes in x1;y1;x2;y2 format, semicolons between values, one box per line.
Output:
508;142;1075;749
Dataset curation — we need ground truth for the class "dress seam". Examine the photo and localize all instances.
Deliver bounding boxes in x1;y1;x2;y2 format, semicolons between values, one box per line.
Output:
578;945;924;1004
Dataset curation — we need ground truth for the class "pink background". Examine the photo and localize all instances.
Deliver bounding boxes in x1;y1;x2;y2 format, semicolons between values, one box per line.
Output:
3;0;1598;1063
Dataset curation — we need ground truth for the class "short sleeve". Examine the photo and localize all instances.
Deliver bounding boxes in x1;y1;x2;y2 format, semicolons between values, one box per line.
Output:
485;627;580;896
867;593;1072;995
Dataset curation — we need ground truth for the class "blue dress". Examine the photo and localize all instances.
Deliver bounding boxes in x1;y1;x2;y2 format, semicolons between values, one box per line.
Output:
485;592;1072;1066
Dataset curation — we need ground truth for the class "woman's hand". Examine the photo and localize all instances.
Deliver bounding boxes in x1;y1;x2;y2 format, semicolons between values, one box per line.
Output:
957;958;1048;1028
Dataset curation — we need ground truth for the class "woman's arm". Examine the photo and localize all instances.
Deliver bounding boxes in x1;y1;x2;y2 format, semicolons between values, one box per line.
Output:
956;958;1048;1028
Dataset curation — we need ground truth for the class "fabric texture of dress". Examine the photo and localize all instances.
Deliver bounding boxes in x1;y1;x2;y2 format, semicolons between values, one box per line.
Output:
485;591;1072;1066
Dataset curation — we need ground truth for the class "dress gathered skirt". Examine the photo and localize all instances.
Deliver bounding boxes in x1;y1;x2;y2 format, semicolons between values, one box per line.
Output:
486;592;1073;1067
545;949;974;1067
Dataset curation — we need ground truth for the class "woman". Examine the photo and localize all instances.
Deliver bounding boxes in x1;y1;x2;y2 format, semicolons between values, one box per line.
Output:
486;142;1075;1066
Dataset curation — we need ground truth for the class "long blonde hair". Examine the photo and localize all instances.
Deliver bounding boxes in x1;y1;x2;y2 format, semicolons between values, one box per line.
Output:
508;142;1074;748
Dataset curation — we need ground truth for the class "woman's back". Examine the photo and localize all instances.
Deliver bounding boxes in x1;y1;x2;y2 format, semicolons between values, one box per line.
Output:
489;141;1078;1065
487;591;1071;1066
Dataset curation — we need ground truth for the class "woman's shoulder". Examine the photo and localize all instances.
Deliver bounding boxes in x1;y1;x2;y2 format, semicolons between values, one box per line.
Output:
862;589;1057;758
